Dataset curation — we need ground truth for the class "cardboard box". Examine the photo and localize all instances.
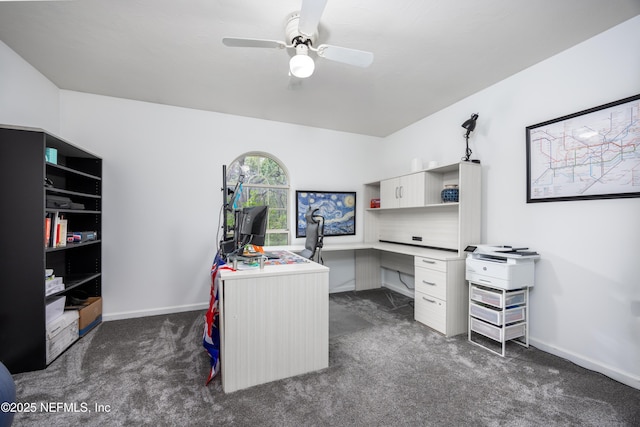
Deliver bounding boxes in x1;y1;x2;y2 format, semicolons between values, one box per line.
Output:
46;310;79;364
46;296;66;325
77;297;102;336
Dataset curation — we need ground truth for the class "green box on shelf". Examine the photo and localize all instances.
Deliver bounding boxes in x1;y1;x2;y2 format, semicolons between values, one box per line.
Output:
45;147;57;164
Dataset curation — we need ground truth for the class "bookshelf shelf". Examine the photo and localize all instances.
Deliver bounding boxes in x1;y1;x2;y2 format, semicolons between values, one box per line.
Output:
46;273;102;299
46;187;101;199
0;125;102;374
46;239;102;253
46;161;101;181
45;208;102;215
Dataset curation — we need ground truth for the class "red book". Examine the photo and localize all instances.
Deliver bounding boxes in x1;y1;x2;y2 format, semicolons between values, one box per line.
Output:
45;217;51;247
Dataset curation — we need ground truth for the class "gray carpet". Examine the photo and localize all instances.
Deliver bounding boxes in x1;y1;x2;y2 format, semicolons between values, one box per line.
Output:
11;289;640;426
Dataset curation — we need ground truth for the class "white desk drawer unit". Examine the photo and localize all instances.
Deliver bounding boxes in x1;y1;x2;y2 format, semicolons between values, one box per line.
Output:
414;256;467;337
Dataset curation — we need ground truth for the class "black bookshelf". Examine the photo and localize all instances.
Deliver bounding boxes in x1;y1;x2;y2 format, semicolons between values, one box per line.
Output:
0;125;102;373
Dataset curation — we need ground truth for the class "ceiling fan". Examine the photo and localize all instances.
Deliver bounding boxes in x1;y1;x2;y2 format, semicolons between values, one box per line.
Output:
222;0;374;79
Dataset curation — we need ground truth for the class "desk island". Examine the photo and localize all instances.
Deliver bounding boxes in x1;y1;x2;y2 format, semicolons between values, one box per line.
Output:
217;254;329;393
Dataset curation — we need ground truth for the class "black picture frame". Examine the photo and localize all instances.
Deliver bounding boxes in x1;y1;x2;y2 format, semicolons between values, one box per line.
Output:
296;191;356;237
526;93;640;203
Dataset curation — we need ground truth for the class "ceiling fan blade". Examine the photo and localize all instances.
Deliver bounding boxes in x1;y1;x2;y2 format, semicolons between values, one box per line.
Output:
298;0;328;37
316;44;374;68
222;37;287;49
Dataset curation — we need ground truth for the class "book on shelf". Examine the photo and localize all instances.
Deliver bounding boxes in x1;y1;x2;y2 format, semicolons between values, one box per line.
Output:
46;212;68;248
58;218;67;247
45;215;52;248
53;213;60;247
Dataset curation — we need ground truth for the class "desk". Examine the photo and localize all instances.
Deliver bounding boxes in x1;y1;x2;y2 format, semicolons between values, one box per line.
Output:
270;242;468;337
269;241;460;259
218;254;329;393
270;242;462;290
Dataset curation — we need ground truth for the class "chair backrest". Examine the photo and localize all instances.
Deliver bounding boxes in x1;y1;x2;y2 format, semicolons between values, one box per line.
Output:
300;207;324;261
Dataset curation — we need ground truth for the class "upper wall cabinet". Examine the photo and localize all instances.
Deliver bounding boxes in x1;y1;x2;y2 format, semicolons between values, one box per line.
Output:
380;172;426;208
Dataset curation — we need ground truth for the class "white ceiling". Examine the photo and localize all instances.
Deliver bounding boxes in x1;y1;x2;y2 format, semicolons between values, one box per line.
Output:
1;0;638;137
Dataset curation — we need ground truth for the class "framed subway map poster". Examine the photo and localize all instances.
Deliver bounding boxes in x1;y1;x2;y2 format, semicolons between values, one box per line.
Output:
526;94;640;203
296;191;356;237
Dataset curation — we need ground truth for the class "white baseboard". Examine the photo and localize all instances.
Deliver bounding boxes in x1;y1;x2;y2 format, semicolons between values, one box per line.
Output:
330;282;355;294
103;302;209;322
530;337;640;390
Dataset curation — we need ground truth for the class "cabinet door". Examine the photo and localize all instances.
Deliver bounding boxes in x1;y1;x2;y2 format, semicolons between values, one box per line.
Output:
380;177;400;208
398;172;425;207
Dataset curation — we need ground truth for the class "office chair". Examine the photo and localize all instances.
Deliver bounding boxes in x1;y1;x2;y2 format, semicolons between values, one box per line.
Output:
299;207;324;263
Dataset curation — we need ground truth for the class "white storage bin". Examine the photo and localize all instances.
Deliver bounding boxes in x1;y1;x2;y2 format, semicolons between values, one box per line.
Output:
470;302;525;326
45;296;66;324
470;317;525;342
46;310;79;364
470;286;525;309
45;276;64;296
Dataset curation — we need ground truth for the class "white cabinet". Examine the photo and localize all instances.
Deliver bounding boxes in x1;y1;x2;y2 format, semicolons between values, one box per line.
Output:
361;162;482;337
365;162;481;252
380;172;425;208
414;256;467;337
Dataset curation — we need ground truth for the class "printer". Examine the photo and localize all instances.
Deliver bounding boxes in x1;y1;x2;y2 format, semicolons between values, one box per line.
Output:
465;245;540;290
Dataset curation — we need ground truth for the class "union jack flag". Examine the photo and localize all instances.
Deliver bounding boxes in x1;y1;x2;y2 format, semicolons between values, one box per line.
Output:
203;253;228;385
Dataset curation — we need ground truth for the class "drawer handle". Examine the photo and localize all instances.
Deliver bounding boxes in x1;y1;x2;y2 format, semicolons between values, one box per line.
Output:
422;280;436;286
422;296;437;304
422;259;436;264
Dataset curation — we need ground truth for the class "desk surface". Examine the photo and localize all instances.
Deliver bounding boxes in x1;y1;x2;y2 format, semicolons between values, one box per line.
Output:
219;252;329;280
268;241;462;261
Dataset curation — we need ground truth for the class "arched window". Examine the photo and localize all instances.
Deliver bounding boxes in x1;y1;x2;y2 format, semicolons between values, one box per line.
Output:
226;152;290;246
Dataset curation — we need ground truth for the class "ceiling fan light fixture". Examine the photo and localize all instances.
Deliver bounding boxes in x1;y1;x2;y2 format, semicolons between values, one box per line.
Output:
289;44;315;78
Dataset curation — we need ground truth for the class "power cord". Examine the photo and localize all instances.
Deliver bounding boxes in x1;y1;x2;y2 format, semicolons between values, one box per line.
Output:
397;270;414;291
382;271;414;310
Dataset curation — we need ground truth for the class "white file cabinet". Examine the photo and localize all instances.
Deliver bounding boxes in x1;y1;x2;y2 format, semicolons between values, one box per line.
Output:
414;256;467;337
468;283;529;356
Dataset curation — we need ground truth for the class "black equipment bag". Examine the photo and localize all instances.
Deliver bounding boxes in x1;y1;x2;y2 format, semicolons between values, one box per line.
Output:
46;195;73;209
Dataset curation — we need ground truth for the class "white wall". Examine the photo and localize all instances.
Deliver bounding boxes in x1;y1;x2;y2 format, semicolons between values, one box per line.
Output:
380;16;640;389
58;91;380;319
0;40;60;132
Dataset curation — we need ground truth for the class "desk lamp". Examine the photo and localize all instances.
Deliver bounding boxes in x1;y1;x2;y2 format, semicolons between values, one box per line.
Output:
461;113;480;163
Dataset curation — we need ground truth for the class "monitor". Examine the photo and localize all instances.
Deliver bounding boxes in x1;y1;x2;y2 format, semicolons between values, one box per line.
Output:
237;205;268;247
